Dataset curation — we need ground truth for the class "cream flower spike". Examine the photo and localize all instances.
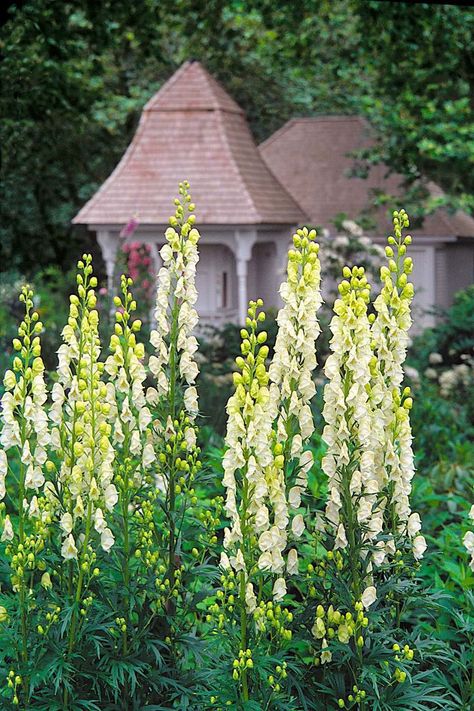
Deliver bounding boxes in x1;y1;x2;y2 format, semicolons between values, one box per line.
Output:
223;299;273;574
0;284;50;537
322;264;375;551
269;226;322;452
268;225;323;542
105;274;152;474
149;180;200;422
370;209;424;559
52;255;116;558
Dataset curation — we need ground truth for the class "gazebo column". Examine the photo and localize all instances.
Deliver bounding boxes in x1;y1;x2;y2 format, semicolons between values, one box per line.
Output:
235;229;257;325
97;230;118;294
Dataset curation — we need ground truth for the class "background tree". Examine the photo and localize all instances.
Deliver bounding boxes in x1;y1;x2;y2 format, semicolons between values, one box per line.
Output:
353;0;474;218
1;0;473;275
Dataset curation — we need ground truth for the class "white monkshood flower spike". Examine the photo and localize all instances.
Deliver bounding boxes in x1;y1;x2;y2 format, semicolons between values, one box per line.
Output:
52;256;116;560
322;265;377;549
0;285;50;535
0;281;53;636
105;275;152;480
370;209;423;557
268;226;323;544
269;226;322;454
149;181;200;423
145;183;204;588
223;299;273;576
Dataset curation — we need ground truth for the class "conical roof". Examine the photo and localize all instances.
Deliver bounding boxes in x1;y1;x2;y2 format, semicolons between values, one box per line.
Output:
73;61;306;226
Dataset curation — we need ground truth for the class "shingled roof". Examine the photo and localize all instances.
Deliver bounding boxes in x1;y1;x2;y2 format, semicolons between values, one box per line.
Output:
260;116;474;238
73;61;306;227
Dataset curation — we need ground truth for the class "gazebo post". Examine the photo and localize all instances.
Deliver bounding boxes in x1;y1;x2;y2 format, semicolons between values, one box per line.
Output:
97;230;118;296
235;230;257;325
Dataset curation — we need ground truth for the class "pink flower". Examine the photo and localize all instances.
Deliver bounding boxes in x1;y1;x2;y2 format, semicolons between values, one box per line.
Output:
99;287;108;296
119;216;139;239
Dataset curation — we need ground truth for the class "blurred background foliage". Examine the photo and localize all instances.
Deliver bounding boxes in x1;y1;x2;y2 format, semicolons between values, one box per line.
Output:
1;0;473;275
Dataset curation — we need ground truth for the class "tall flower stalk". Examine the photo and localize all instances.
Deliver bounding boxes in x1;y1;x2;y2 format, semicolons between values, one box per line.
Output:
0;286;49;706
148;181;201;612
269;226;322;549
217;227;323;705
221;298;274;701
370;209;425;560
313;211;426;709
47;256;117;703
322;264;375;601
105;274;152;656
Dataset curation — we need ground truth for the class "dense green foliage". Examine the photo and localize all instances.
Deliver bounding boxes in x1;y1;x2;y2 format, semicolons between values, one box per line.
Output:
1;0;473;273
0;197;472;707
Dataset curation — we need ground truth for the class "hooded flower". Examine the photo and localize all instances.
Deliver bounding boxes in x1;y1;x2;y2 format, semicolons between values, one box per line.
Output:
0;286;50;528
370;210;423;557
105;275;151;480
149;182;200;424
322;266;378;546
361;585;377;609
52;256;116;559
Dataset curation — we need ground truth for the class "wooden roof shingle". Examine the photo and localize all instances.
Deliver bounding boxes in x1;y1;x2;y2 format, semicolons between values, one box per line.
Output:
73;61;306;227
259;116;474;239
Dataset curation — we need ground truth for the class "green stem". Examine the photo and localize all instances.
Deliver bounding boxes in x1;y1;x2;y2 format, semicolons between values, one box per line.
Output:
64;313;96;707
239;571;249;702
167;285;180;605
121;479;130;656
67;498;93;655
18;325;32;705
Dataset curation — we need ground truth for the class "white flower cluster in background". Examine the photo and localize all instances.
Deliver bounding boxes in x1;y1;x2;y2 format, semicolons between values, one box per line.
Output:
464;505;474;572
426;351;474;400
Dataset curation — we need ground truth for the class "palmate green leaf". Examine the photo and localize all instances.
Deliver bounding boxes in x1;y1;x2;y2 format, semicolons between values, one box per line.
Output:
374;670;459;710
98;655;150;695
242;701;264;710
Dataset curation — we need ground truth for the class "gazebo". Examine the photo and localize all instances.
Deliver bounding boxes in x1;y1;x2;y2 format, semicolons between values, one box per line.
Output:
73;60;306;325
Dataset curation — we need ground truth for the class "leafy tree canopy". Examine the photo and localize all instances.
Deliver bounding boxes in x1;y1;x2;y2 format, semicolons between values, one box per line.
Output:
1;0;472;273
